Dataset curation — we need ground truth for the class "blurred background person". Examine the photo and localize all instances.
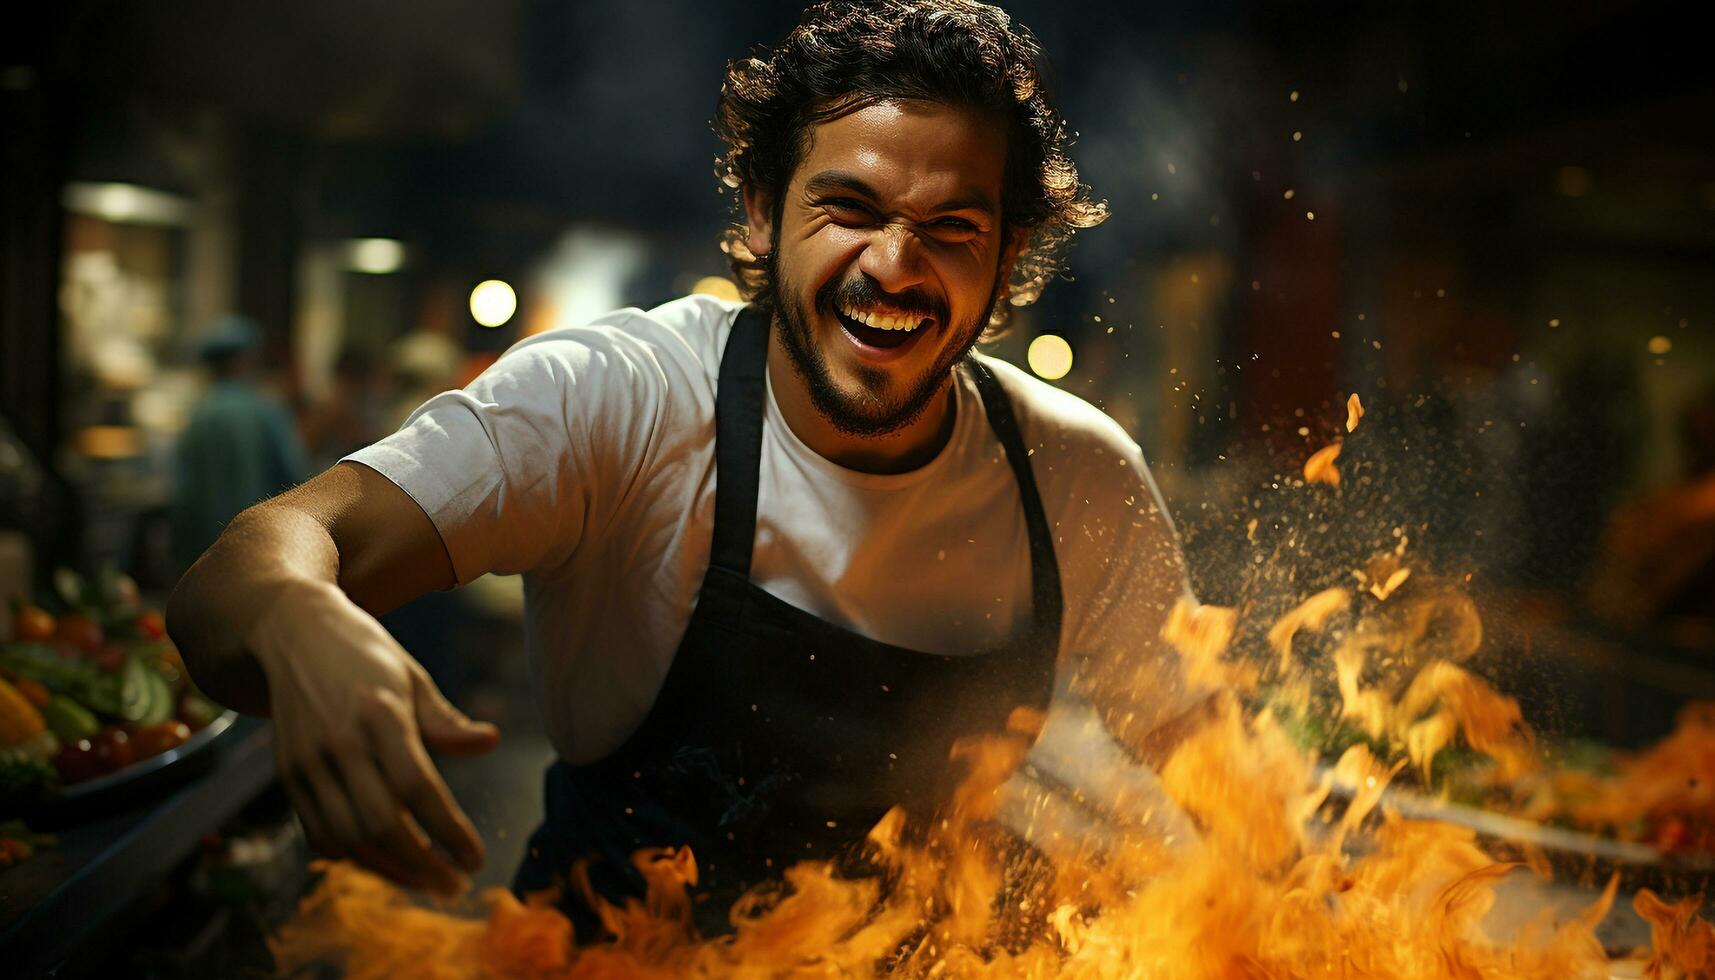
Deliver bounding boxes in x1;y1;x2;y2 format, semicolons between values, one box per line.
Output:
170;314;308;571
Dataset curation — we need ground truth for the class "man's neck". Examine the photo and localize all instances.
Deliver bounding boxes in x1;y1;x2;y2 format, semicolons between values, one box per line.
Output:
765;331;957;475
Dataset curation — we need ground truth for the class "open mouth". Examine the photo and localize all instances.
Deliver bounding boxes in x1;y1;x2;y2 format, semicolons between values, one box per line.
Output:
832;302;933;352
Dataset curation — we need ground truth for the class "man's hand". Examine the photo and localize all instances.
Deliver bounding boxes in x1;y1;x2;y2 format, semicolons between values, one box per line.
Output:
250;579;499;893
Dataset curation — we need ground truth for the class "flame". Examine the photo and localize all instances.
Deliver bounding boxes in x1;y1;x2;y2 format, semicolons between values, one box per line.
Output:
1634;889;1715;978
274;687;1639;978
271;569;1707;978
272;402;1712;976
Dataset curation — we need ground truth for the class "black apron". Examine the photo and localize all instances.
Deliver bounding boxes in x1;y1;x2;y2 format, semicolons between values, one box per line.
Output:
513;305;1062;935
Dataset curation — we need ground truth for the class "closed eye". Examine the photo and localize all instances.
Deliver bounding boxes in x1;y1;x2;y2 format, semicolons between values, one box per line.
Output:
820;197;876;224
927;216;982;242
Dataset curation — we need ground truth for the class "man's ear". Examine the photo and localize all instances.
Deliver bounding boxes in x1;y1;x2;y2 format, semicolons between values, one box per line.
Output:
742;184;774;258
995;225;1029;298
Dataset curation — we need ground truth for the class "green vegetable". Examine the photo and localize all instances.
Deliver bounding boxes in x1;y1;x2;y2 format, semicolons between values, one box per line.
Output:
41;696;99;742
0;756;56;805
138;665;173;726
118;655;152;723
0;644;122;717
178;692;221;731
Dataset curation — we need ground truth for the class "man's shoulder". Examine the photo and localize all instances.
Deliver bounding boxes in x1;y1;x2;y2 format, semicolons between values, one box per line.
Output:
501;293;742;378
971;352;1143;464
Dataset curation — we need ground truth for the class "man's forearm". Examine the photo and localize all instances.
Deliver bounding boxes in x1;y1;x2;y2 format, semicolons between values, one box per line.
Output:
166;502;341;715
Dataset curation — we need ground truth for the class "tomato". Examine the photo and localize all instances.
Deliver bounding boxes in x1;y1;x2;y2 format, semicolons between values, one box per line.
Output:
131;721;191;760
133;610;167;641
90;727;134;773
95;644;127;674
14;606;56;643
53;738;103;784
54;615;104;654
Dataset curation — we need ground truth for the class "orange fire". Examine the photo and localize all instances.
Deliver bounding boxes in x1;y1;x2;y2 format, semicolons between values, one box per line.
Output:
272;573;1713;978
272;415;1710;977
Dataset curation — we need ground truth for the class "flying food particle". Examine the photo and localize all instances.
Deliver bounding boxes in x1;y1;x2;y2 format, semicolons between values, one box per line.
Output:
1304;442;1342;487
1345;393;1365;432
1369;567;1411;601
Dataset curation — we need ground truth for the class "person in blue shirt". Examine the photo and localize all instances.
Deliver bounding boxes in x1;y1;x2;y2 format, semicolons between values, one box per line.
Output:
171;315;308;570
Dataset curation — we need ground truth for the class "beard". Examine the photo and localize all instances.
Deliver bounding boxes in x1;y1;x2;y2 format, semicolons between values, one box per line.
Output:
764;255;1004;438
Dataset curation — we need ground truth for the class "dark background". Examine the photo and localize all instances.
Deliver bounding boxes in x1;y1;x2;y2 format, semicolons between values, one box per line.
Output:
2;5;1713;973
3;0;1712;675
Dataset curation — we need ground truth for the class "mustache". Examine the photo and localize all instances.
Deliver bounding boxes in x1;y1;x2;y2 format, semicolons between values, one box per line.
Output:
817;276;944;324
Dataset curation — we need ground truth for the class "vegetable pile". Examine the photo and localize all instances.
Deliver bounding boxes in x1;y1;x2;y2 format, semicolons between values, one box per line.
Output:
0;567;224;813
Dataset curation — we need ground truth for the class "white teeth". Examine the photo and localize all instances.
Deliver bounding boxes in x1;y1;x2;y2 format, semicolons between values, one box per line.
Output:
839;302;928;332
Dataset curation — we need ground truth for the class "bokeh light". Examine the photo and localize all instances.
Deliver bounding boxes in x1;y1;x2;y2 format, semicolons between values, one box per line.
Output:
1027;333;1074;381
346;238;405;275
469;279;517;328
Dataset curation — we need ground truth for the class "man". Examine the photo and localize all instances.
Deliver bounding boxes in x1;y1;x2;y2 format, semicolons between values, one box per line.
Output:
171;314;308;571
168;0;1201;930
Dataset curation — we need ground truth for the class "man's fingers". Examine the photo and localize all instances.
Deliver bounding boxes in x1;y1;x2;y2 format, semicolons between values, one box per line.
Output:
332;746;465;893
296;754;363;855
279;762;340;859
368;710;486;873
411;667;500;756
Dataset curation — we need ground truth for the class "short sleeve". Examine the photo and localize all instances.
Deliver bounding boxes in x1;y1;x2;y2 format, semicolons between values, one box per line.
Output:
345;323;682;584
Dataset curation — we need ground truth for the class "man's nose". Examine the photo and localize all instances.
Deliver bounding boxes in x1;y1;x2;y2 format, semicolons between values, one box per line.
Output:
857;223;928;295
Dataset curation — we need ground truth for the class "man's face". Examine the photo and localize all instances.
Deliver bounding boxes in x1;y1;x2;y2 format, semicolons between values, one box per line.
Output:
750;99;1015;437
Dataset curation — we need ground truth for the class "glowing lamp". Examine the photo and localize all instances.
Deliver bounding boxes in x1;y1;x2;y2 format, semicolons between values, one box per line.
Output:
1027;334;1073;381
470;280;517;328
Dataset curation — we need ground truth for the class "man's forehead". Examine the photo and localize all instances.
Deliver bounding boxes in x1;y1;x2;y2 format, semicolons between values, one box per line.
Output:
794;99;1006;211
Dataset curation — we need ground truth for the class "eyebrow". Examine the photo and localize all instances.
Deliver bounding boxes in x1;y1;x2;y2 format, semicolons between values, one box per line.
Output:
802;169;997;218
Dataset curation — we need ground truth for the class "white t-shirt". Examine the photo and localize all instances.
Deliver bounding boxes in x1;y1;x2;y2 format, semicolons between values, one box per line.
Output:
349;294;1195;764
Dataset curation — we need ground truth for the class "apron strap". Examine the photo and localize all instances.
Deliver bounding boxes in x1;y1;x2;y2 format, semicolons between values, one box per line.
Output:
967;358;1065;653
706;304;771;579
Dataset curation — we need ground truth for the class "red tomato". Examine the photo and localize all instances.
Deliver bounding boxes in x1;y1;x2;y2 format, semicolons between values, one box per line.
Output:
131;721;191;760
14;606;56;643
90;727;134;773
53;739;102;784
133;610;167;640
54;615;104;654
95;644;127;674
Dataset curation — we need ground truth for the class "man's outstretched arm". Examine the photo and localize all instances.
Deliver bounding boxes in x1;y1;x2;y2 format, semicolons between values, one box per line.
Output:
168;461;498;893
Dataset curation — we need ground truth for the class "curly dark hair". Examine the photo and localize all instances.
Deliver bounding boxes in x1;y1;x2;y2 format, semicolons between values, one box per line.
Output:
714;0;1108;336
